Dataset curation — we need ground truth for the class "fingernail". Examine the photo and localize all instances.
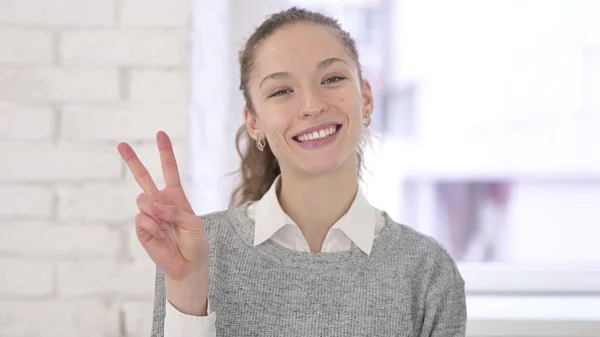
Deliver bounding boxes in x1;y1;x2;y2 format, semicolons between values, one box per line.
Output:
161;221;172;231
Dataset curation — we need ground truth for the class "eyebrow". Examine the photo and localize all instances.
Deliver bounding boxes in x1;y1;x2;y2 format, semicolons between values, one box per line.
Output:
317;57;347;70
259;57;349;88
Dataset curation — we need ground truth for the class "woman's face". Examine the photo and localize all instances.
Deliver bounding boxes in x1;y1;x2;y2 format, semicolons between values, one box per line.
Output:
245;22;373;177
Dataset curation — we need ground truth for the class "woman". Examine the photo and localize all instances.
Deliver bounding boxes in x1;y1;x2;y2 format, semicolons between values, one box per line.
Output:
118;7;466;337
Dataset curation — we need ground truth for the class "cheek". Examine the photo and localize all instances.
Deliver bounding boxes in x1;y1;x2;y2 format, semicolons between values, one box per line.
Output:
264;124;286;149
333;90;361;117
270;126;283;140
262;109;292;136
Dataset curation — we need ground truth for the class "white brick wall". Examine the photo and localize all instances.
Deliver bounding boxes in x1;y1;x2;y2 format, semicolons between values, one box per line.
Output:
56;260;155;299
0;103;55;140
120;0;189;27
60;103;189;142
0;68;120;102
0;0;117;26
0;0;191;335
0;259;54;297
0;186;53;218
121;301;155;337
0;29;54;64
2;143;122;181
129;69;189;102
60;30;186;66
0;300;121;337
56;184;141;222
0;222;121;258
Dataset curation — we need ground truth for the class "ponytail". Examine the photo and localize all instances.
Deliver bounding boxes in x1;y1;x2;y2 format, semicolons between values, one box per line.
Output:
228;124;280;208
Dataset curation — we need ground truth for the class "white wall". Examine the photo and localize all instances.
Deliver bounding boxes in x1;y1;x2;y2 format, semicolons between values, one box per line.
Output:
0;0;191;336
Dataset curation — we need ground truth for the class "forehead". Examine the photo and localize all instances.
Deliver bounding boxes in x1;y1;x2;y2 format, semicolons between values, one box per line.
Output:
252;23;353;78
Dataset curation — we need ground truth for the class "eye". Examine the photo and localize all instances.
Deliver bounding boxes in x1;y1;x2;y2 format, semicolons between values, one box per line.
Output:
322;76;345;85
269;89;292;98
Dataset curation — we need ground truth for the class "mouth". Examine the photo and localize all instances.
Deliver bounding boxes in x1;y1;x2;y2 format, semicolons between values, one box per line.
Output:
292;124;342;143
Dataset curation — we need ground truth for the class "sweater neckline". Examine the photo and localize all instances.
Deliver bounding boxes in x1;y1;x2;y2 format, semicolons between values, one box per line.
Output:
227;202;402;272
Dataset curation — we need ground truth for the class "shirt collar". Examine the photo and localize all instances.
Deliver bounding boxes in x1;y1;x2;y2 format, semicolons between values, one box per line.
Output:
330;185;377;254
253;175;377;255
253;175;293;247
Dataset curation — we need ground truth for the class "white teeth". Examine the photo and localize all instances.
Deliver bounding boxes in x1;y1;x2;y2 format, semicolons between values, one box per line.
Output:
297;126;338;142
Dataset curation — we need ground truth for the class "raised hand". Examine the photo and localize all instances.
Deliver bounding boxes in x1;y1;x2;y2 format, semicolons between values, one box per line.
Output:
117;131;209;281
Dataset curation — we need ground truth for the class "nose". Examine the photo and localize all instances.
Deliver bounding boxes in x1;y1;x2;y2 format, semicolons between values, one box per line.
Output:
298;87;327;118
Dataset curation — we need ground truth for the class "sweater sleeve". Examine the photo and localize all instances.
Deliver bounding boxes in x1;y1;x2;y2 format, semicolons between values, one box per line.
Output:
419;251;467;337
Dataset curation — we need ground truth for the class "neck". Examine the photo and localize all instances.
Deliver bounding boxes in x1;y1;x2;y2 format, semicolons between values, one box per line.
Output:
278;157;359;252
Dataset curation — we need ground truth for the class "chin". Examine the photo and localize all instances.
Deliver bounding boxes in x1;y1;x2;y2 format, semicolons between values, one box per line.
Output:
297;156;347;176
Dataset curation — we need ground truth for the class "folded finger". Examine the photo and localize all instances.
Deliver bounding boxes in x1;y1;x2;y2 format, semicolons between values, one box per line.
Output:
136;193;155;216
136;193;172;231
152;202;201;232
135;213;166;240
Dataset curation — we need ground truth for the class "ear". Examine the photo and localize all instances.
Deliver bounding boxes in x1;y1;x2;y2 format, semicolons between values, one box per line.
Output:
361;79;374;119
244;106;261;140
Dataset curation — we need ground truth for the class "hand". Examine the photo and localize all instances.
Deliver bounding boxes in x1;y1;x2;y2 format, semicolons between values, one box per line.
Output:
117;131;209;280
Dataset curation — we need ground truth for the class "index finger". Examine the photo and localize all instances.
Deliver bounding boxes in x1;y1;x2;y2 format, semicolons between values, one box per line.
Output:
117;142;159;193
156;131;183;188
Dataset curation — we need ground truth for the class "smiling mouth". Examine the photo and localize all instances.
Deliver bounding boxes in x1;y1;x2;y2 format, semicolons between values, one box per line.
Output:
292;124;342;142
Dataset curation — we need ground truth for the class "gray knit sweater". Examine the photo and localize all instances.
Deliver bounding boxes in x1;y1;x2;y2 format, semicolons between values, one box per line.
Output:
151;203;466;336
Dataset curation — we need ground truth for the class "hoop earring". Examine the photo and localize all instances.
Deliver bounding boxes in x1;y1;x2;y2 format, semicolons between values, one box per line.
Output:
256;135;265;152
363;114;371;128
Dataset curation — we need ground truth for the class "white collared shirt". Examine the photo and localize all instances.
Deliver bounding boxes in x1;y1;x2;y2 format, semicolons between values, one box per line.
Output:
251;175;384;255
164;175;386;337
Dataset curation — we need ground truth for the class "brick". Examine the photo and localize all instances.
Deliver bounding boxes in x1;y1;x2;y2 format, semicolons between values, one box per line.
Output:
0;300;120;337
0;222;120;258
0;185;53;218
0;0;116;27
0;259;53;297
57;260;155;299
61;29;186;66
0;67;119;103
120;301;154;337
0;28;53;64
61;103;188;142
57;183;140;222
129;69;189;102
0;102;54;141
120;0;189;27
0;143;121;182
